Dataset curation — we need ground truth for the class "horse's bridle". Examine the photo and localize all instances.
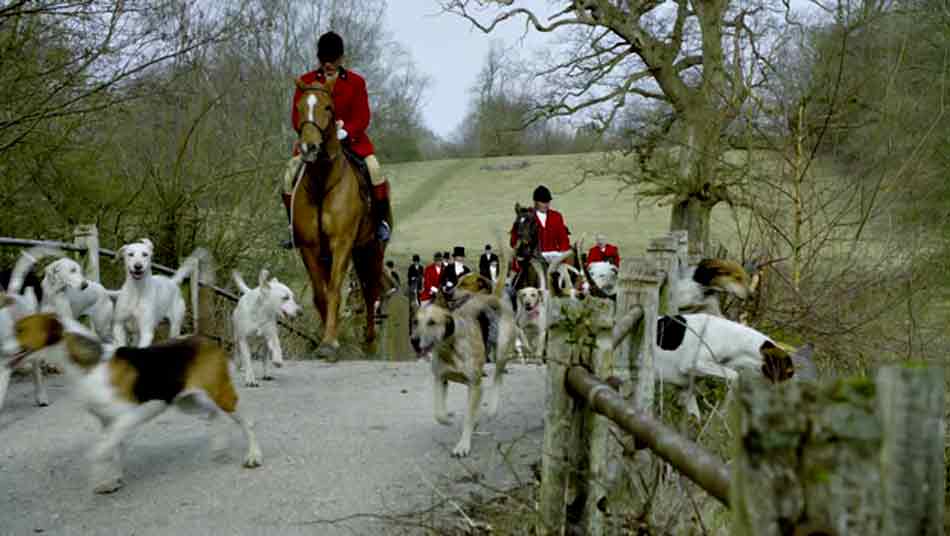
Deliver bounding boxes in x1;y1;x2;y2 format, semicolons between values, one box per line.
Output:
296;85;338;162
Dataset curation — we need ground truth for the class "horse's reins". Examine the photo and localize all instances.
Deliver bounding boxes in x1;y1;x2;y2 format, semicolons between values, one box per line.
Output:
296;85;339;162
292;85;343;259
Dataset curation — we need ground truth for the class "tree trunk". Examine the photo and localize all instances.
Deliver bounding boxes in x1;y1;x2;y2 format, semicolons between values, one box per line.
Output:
669;99;723;257
670;197;712;256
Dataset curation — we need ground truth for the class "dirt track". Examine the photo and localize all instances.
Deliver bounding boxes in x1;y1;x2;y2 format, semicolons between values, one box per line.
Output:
0;360;546;535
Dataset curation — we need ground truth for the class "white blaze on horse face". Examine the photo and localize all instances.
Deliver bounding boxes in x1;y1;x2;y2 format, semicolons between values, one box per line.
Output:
306;94;317;123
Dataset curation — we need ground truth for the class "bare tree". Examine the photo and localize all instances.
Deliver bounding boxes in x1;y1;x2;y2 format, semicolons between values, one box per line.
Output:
0;0;248;156
441;0;778;254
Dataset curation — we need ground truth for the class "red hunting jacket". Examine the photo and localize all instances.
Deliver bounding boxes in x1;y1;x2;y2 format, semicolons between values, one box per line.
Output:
586;244;621;267
419;262;443;302
509;208;571;272
509;209;571;254
291;67;375;157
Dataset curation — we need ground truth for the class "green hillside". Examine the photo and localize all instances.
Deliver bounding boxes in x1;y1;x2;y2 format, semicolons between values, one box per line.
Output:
385;153;735;265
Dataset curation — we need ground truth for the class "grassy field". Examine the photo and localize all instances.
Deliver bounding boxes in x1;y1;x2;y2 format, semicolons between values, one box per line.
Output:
383;153;736;268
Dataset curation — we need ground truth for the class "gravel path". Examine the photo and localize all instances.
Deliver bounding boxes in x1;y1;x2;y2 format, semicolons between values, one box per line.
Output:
0;360;546;535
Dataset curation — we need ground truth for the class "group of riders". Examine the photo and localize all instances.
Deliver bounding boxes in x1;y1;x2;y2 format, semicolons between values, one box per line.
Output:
284;31;622;306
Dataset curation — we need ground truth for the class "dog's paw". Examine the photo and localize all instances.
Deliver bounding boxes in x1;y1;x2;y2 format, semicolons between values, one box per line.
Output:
271;359;284;369
452;440;471;458
93;477;124;494
262;375;274;381
35;398;49;407
243;449;263;468
244;377;260;388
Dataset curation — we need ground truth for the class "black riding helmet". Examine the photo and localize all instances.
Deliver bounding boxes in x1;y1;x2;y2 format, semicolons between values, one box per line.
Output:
318;32;344;64
533;185;552;203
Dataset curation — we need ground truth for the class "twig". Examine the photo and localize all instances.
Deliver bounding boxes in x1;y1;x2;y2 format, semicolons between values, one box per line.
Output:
412;461;487;532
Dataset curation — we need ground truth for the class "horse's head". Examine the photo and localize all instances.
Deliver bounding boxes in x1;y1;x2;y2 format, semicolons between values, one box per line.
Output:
512;202;540;261
294;78;337;163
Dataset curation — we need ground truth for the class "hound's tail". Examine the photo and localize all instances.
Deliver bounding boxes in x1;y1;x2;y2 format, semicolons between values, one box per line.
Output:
172;247;210;334
232;270;252;295
171;248;208;286
8;246;61;295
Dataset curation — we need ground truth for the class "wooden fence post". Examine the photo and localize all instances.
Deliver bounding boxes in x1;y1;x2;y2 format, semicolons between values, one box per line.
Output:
878;366;945;535
647;235;677;316
196;251;215;337
613;257;646;383
577;296;617;536
382;294;412;361
732;365;945;535
538;296;586;536
629;261;663;415
670;229;688;276
537;296;615;535
73;224;100;283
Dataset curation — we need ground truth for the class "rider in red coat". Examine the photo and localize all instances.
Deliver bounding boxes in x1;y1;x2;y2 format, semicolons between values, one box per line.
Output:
509;185;572;274
586;233;621;267
419;252;444;304
281;31;392;248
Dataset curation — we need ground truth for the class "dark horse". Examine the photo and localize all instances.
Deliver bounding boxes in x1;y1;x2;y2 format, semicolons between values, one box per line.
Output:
508;203;609;301
292;78;385;357
508;203;547;301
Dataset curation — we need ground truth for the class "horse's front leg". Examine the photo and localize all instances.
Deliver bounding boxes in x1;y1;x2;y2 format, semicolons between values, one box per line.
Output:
298;247;329;322
321;235;355;354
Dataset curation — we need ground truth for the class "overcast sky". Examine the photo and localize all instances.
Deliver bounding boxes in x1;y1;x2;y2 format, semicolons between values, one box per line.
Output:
384;1;818;140
384;1;550;139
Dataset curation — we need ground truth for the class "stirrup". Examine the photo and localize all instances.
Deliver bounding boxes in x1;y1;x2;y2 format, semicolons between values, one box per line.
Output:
376;221;391;242
281;228;295;249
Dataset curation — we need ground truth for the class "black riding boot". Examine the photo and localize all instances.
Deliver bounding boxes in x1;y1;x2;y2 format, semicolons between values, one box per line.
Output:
372;182;393;242
280;193;296;250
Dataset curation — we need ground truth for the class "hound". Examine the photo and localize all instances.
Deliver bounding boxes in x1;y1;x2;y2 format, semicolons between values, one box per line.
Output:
0;247;60;410
41;257;118;340
514;286;547;363
3;312;262;494
653;313;805;418
580;258;751;314
671;258;751;316
112;239;206;347
231;269;301;387
585;261;618;296
410;294;516;457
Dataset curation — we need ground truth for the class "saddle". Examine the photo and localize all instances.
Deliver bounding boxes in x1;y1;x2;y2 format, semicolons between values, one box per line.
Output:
292;146;372;200
342;146;372;200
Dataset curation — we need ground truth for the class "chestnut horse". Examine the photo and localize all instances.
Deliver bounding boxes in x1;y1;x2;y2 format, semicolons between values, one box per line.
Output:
291;78;385;357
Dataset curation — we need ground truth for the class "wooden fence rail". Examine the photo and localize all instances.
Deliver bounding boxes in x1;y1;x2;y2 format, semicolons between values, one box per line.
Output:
538;231;945;535
565;366;731;506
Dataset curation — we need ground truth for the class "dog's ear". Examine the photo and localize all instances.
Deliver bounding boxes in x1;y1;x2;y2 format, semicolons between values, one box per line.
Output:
139;238;154;252
444;314;455;339
514;202;521;215
115;245;127;263
760;340;795;383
